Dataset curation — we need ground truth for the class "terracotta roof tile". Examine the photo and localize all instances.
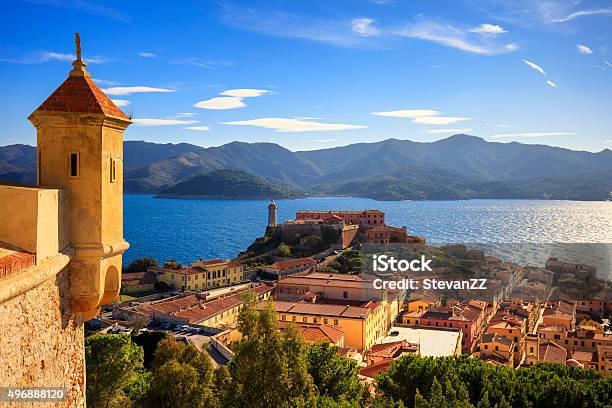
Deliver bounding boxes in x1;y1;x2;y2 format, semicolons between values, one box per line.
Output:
33;75;129;120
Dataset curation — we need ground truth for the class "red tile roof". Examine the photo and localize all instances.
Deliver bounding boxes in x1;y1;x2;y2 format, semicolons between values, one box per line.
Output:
268;257;317;270
121;271;157;287
0;244;36;278
33;75;129;120
359;359;392;378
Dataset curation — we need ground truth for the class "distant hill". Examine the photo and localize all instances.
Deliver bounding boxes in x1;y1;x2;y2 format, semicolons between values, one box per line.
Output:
2;136;611;200
155;169;305;199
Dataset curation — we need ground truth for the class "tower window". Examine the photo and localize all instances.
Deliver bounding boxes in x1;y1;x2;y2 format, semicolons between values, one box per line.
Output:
109;158;116;183
69;152;79;178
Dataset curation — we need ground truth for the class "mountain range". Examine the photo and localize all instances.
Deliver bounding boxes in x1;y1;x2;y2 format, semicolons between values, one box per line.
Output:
1;135;611;200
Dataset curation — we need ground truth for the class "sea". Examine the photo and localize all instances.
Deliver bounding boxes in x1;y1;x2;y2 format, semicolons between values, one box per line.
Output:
124;196;612;279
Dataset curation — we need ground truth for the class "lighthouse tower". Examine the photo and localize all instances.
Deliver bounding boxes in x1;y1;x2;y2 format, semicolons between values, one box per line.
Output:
268;200;277;227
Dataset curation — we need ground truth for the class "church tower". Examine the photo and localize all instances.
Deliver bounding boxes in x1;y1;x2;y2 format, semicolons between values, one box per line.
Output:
268;199;277;227
28;33;131;320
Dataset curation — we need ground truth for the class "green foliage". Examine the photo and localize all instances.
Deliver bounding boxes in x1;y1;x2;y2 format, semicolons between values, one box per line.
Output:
306;343;367;404
156;169;305;199
124;257;158;274
375;354;612;408
85;333;145;408
325;249;363;274
278;243;292;257
144;337;216;407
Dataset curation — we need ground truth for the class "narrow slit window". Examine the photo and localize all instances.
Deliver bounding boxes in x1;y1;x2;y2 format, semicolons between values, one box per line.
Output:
69;152;79;178
110;158;116;183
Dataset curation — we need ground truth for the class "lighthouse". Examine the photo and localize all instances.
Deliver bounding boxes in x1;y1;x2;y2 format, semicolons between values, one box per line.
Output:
268;199;277;227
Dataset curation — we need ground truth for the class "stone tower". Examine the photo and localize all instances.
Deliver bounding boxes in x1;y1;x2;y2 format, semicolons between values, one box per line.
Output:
28;33;131;320
268;199;277;227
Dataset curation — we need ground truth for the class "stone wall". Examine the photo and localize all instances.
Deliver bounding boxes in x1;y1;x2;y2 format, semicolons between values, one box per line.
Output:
0;268;85;407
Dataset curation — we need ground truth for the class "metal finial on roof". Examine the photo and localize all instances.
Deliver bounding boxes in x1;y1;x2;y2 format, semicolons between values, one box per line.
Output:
70;32;90;78
75;33;82;61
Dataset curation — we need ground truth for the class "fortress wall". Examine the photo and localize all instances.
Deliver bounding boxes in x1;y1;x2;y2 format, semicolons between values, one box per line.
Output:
0;268;85;408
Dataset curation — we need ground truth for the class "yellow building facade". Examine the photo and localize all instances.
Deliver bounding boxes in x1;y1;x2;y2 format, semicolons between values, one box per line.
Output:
159;258;244;292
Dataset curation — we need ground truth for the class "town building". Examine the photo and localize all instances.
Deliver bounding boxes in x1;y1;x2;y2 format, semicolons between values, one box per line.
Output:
262;299;387;350
158;258;244;291
261;257;317;277
129;284;272;328
296;210;385;226
378;326;463;357
121;270;157;294
363;340;419;366
479;333;515;367
0;34;130;405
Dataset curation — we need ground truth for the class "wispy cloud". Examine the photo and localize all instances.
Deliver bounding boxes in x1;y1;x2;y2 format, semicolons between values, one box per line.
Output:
22;0;130;22
546;80;558;88
427;128;474;134
220;3;369;47
413;116;471;125
398;20;518;55
185;126;210;131
0;50;107;64
102;86;174;96
551;8;612;23
372;109;470;125
522;59;546;75
491;132;575;138
195;88;271;110
222;117;366;132
352;18;381;37
139;52;157;58
132;118;199;126
469;23;507;36
172;57;234;70
195;97;246;110
372;109;440;118
110;99;130;107
577;44;594;55
93;78;120;86
220;89;272;97
605;61;612;69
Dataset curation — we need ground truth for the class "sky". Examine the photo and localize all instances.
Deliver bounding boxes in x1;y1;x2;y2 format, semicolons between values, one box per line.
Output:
1;0;612;152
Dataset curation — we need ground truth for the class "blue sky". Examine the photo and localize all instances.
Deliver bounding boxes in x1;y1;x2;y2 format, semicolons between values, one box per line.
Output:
1;0;612;152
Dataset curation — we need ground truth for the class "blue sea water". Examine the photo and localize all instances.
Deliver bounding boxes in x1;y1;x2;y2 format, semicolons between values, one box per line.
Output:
123;196;612;276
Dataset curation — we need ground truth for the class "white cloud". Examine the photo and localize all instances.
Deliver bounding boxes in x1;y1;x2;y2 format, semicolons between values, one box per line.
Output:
352;18;382;36
427;128;474;134
551;8;612;23
546;80;558;88
491;132;576;138
93;78;120;86
220;4;367;48
522;59;546;75
0;50;107;64
398;20;517;56
606;61;612;69
171;58;235;70
220;89;271;97
139;52;157;58
577;44;593;55
102;86;174;96
469;23;507;36
111;99;130;107
185;126;210;131
132;119;199;126
222;118;366;132
413;116;471;125
175;112;197;117
372;109;440;118
194;96;246;110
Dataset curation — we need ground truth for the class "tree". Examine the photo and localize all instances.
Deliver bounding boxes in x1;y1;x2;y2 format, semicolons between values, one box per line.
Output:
278;243;292;257
228;294;315;407
85;334;144;408
306;342;366;404
124;257;158;274
145;337;216;407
